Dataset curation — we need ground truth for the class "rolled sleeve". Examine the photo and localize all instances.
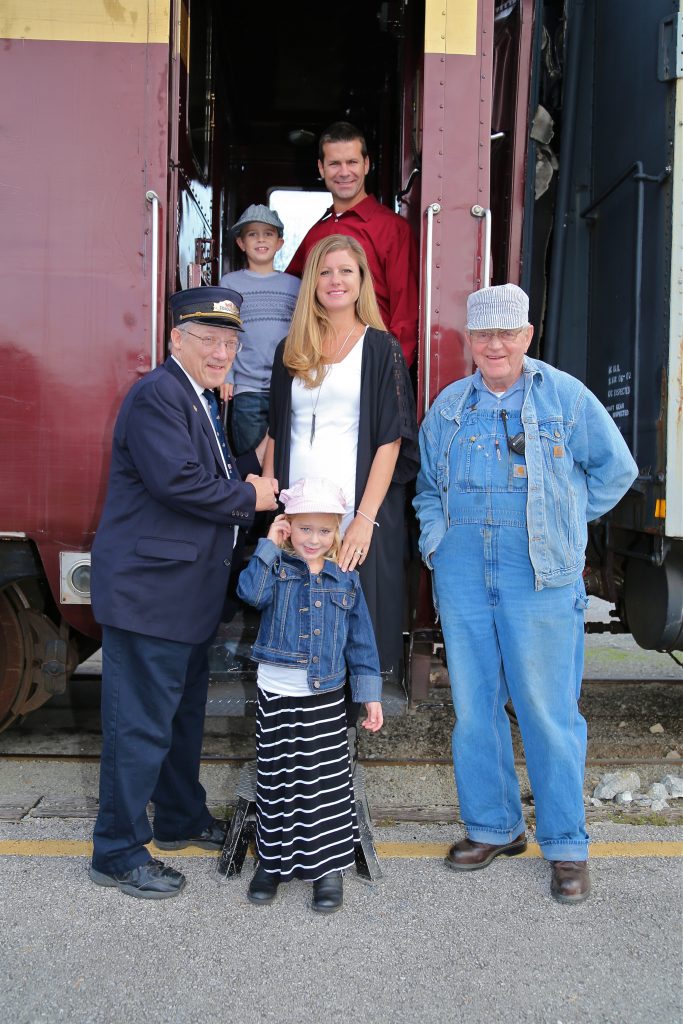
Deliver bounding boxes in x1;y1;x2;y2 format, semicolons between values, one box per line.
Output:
349;673;383;703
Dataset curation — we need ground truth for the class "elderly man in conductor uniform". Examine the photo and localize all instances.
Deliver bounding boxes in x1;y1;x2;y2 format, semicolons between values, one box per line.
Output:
89;287;278;899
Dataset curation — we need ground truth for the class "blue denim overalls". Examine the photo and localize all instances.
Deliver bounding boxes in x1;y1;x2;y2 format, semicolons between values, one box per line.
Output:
432;380;589;861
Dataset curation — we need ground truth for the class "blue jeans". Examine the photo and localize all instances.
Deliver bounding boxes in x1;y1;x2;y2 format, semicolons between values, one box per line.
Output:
433;524;589;861
231;390;270;455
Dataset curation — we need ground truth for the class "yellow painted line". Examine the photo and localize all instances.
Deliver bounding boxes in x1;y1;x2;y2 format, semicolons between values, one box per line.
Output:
0;840;680;859
0;841;211;858
2;0;170;44
377;841;683;859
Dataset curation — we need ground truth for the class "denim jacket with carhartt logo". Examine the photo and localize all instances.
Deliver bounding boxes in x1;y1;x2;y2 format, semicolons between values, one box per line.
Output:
414;357;639;591
237;538;382;701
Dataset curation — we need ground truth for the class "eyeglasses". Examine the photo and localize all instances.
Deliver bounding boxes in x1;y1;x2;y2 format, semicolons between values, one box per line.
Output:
501;409;526;456
469;328;526;343
185;330;242;354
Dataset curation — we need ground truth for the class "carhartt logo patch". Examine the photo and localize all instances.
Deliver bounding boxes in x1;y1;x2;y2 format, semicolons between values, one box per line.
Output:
513;464;527;478
553;445;564;458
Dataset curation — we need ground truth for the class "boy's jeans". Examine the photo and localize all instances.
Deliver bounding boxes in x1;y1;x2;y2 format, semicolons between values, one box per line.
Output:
433;522;589;862
231;390;269;455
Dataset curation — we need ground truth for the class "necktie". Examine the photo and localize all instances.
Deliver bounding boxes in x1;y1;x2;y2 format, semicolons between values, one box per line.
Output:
203;388;232;477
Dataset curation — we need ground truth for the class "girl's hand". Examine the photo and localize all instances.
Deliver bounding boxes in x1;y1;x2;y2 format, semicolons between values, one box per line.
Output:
361;701;383;732
219;382;234;402
338;515;374;572
267;514;291;546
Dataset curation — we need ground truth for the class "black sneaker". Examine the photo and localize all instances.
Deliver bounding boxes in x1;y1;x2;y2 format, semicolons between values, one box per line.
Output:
154;819;228;851
89;858;186;899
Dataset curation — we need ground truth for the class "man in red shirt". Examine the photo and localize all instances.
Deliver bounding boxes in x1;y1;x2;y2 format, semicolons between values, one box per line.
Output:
286;122;419;367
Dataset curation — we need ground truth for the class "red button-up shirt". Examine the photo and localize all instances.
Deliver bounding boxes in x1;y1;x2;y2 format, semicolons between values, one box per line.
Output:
286;195;418;366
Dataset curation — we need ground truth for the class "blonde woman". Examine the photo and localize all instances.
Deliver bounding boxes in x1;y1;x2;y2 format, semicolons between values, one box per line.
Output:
263;234;418;689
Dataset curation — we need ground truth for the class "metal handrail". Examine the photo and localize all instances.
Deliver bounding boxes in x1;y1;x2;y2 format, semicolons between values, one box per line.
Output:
145;190;161;369
470;204;492;287
423;202;441;415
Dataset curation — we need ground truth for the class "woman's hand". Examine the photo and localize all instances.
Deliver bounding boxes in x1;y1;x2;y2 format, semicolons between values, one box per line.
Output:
267;514;291;546
361;702;383;732
262;435;275;479
219;382;234;402
338;515;374;572
254;433;269;467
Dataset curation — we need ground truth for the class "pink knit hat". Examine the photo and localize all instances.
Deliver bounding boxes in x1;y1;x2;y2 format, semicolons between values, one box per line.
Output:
279;477;347;516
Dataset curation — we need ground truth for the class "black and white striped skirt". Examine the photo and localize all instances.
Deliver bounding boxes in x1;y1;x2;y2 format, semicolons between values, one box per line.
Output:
255;686;359;882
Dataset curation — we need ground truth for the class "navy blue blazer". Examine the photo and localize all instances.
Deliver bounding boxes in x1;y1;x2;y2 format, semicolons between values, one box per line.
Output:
91;357;259;644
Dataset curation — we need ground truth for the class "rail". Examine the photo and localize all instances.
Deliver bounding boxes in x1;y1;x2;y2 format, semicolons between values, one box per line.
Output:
423;202;441;415
145;190;161;369
471;204;492;287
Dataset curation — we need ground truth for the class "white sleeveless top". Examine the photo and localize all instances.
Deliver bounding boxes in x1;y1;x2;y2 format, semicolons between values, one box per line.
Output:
289;333;364;533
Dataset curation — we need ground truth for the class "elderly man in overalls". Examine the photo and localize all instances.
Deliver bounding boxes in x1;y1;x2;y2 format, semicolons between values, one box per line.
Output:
414;284;638;903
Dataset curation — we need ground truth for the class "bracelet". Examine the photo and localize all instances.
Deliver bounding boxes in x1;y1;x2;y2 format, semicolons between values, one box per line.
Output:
356;509;379;528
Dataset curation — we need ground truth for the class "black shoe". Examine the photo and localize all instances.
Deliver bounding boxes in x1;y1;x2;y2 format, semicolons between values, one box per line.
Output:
89;858;186;900
154;818;228;851
247;863;280;906
312;871;343;914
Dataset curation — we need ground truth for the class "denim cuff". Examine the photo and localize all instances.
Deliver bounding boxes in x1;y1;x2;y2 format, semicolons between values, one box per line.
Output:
539;838;590;861
254;538;281;565
465;819;526;845
421;529;445;569
350;674;382;703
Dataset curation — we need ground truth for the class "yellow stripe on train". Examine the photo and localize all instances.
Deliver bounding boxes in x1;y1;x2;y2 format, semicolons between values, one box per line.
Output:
424;0;478;56
1;0;170;45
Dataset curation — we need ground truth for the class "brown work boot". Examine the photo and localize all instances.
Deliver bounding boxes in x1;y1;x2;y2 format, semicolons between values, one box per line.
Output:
550;860;591;904
445;833;527;871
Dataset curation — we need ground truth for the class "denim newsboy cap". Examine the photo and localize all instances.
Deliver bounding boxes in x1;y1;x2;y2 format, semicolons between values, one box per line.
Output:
467;283;530;330
230;204;284;238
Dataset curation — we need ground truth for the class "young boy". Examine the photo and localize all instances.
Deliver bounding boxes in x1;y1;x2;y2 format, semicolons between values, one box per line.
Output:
219;204;300;454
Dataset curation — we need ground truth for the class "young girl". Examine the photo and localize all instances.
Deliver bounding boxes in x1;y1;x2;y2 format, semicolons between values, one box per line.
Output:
237;476;383;914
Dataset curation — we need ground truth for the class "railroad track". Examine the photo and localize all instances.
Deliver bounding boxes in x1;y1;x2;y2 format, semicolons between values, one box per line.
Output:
0;754;680;769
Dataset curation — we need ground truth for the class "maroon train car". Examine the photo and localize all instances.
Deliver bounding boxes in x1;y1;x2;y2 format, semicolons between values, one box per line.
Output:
1;0;680;729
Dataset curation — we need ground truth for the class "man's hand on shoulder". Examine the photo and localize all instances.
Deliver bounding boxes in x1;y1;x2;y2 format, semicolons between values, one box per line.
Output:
246;474;279;511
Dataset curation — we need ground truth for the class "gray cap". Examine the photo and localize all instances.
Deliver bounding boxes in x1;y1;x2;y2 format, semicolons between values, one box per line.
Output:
467;284;529;330
230;204;284;238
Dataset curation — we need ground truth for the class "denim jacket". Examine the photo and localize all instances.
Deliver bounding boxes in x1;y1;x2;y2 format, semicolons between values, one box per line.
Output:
237;538;382;702
414;357;639;590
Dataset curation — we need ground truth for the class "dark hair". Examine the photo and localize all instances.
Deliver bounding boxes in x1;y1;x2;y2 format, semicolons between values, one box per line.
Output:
318;121;368;161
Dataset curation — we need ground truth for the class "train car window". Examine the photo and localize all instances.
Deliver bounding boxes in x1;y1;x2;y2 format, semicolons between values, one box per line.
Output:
268;189;333;271
186;1;213;182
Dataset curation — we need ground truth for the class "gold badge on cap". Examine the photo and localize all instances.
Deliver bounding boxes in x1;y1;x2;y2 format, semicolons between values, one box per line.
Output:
213;300;239;317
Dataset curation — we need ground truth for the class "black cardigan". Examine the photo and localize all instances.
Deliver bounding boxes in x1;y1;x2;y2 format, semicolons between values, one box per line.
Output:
268;327;419;499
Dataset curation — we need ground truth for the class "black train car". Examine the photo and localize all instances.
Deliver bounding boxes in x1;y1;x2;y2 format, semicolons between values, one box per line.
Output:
525;0;683;652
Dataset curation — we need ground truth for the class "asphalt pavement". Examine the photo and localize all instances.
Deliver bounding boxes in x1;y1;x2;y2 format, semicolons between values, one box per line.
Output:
1;820;681;1024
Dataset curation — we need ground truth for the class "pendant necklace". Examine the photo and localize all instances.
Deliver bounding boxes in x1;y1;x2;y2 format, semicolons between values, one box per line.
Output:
309;324;357;446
